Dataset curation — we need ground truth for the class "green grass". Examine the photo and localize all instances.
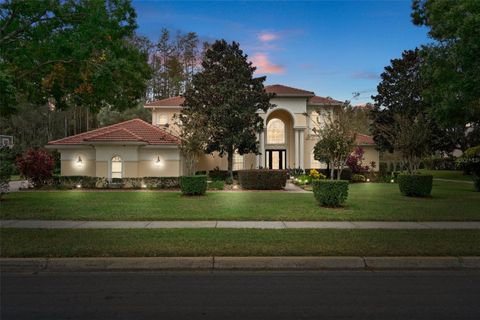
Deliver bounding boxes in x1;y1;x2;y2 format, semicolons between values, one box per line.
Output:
1;228;479;257
9;175;22;181
1;180;479;221
418;169;473;181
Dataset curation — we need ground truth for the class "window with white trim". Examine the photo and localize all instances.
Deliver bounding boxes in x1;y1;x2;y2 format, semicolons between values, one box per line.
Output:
267;118;285;144
233;152;244;170
111;156;123;178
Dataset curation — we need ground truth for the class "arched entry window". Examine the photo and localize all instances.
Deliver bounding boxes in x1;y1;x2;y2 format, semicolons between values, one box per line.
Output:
267;118;285;144
111;156;123;178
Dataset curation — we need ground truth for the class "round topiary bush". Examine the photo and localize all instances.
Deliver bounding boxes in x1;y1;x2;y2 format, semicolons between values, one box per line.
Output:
180;175;207;195
312;180;349;207
397;174;433;197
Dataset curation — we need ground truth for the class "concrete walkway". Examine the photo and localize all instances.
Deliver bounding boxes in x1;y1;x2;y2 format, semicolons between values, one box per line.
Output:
1;220;480;229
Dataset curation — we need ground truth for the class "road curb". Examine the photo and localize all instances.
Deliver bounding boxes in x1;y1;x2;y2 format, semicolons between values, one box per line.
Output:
1;256;479;272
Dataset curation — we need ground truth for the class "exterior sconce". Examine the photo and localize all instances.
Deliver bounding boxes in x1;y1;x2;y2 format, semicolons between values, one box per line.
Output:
75;156;83;167
155;156;161;166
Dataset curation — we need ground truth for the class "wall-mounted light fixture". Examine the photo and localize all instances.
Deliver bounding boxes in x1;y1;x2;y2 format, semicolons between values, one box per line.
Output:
75;155;83;167
155;156;162;166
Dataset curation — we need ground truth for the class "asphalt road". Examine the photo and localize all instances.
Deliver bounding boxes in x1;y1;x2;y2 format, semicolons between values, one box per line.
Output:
2;270;480;319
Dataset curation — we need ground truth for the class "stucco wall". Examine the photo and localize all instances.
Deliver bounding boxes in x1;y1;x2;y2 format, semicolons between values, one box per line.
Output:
362;146;380;171
58;148;96;176
57;145;181;178
151;108;181;133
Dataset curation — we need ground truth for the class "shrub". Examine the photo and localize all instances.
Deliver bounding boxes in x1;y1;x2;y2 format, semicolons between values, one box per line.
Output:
55;176;100;189
16;149;54;188
379;162;388;177
346;147;369;173
209;168;230;181
208;180;224;190
142;177;180;189
225;176;233;185
0;158;12;199
180;175;207;195
287;167;304;178
473;176;480;192
312;180;349;207
351;174;366;183
309;169;326;180
195;171;207;175
295;174;312;185
238;169;287;190
397;174;433;197
123;178;143;189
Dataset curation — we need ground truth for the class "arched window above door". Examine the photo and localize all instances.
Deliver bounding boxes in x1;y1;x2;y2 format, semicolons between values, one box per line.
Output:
267;118;285;144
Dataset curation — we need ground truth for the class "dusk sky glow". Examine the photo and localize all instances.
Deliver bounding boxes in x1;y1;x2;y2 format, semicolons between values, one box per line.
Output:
133;1;431;104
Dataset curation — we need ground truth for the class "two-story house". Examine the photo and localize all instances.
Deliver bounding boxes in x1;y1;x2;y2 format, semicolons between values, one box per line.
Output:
47;84;379;178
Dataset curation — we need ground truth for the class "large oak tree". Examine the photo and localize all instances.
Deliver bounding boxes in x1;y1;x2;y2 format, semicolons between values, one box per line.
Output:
0;0;151;116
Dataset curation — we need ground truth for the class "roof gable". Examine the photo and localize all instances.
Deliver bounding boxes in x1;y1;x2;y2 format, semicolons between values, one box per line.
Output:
48;119;180;146
308;96;343;105
145;96;185;107
265;84;315;97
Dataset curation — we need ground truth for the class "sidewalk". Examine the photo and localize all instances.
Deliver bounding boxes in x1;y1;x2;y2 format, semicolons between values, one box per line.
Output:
1;220;480;229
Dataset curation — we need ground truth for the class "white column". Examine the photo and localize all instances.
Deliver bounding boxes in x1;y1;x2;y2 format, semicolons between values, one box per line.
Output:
299;129;305;170
294;130;299;168
259;130;265;168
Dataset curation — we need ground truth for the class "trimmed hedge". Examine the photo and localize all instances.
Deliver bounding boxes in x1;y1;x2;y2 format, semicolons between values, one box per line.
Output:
180;175;207;195
237;169;287;190
142;177;179;189
208;180;225;190
351;174;366;183
312;180;349;207
54;176;105;189
397;174;433;197
209;169;230;181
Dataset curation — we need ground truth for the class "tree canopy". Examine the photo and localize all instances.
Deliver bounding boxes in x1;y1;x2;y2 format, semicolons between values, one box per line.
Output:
182;40;274;176
412;0;480;127
0;0;151;116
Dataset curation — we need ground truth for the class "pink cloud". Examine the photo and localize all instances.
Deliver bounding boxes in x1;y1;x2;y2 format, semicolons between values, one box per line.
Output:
258;32;278;42
251;53;284;74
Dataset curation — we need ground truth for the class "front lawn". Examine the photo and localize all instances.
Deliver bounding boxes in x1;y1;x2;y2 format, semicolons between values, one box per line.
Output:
1;180;479;221
418;169;473;181
1;229;479;257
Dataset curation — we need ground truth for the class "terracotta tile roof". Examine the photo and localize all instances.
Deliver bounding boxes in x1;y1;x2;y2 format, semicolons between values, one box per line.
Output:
265;84;315;96
144;96;185;107
355;133;375;145
48;119;180;146
84;128;145;142
308;95;343;105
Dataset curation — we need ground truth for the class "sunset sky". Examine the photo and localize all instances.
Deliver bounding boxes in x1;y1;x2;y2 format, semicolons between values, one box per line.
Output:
133;1;430;104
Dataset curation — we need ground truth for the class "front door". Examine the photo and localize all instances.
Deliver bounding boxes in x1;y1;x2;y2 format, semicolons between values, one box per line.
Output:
266;150;286;169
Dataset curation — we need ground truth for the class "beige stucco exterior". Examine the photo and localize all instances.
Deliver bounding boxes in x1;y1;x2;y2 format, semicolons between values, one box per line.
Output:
144;94;380;173
55;145;182;178
52;88;379;178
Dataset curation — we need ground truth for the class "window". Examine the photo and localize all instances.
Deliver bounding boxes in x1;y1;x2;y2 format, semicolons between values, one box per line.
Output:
233;152;244;170
111;156;122;178
267;118;285;144
157;114;168;126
